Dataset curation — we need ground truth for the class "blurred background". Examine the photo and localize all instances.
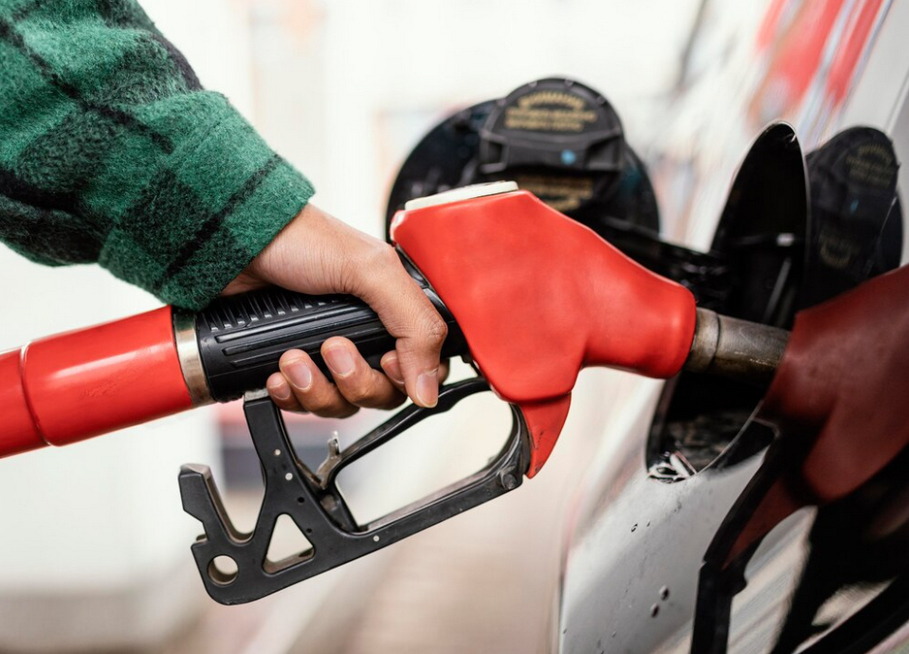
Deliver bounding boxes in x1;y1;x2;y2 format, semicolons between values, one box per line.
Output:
2;0;903;652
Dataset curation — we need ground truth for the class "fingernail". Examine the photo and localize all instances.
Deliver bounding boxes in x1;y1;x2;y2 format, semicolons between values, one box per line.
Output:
324;347;355;378
384;355;405;384
416;369;439;408
285;360;312;390
270;381;292;401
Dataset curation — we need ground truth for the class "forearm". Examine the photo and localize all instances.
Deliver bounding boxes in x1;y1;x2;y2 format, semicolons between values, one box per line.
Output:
0;0;314;308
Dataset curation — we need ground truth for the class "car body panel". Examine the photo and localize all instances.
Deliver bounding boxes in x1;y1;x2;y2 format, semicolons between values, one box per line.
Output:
557;1;909;652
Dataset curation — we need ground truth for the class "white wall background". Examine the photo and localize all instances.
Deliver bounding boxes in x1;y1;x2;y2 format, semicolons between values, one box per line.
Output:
248;0;704;236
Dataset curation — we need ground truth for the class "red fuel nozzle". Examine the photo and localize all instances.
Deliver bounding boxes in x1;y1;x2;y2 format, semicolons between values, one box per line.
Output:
0;184;793;603
0;185;781;476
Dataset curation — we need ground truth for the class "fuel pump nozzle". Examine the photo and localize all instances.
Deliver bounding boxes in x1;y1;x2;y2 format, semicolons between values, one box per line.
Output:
0;182;787;603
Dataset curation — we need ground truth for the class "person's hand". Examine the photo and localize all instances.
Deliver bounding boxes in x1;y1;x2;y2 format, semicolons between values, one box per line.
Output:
222;204;448;417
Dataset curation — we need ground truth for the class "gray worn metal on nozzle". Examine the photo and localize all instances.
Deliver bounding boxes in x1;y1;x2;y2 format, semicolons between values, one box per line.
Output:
685;308;789;388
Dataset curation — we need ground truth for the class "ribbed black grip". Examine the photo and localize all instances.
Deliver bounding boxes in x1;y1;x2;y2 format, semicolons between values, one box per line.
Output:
194;265;466;403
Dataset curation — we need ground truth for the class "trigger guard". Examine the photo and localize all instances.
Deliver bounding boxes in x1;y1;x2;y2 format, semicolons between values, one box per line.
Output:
179;377;532;604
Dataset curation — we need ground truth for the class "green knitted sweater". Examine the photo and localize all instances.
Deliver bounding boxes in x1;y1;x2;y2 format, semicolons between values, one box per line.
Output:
0;0;314;309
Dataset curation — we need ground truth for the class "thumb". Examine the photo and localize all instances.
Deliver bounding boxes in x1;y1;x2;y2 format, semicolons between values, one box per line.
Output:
355;248;448;408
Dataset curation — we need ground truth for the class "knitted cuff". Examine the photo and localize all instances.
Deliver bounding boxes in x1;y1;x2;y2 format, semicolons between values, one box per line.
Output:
99;93;314;310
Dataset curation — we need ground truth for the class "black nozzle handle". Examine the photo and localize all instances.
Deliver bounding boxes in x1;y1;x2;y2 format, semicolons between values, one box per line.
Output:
189;262;466;404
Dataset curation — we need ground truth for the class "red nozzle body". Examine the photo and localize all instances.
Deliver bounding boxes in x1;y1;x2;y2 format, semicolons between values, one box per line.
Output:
392;189;697;475
0;307;193;458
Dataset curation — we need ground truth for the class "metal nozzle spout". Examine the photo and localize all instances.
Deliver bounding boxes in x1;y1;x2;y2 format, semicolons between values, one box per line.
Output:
685;308;789;388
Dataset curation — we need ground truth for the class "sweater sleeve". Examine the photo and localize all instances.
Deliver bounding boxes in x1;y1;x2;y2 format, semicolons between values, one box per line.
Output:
0;0;314;309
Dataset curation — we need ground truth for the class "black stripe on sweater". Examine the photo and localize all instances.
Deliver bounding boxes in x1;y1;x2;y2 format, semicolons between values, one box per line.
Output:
154;154;284;290
95;0;157;30
0;163;107;242
150;34;202;90
0;16;174;154
0;163;80;212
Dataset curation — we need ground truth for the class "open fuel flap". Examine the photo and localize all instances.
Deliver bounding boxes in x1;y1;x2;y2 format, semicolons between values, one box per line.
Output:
647;124;902;483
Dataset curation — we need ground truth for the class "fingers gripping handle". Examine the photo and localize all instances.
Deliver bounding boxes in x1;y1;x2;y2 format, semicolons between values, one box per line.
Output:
192;264;466;404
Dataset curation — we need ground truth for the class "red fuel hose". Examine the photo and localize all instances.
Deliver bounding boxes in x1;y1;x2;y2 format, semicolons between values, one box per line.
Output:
0;306;193;457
